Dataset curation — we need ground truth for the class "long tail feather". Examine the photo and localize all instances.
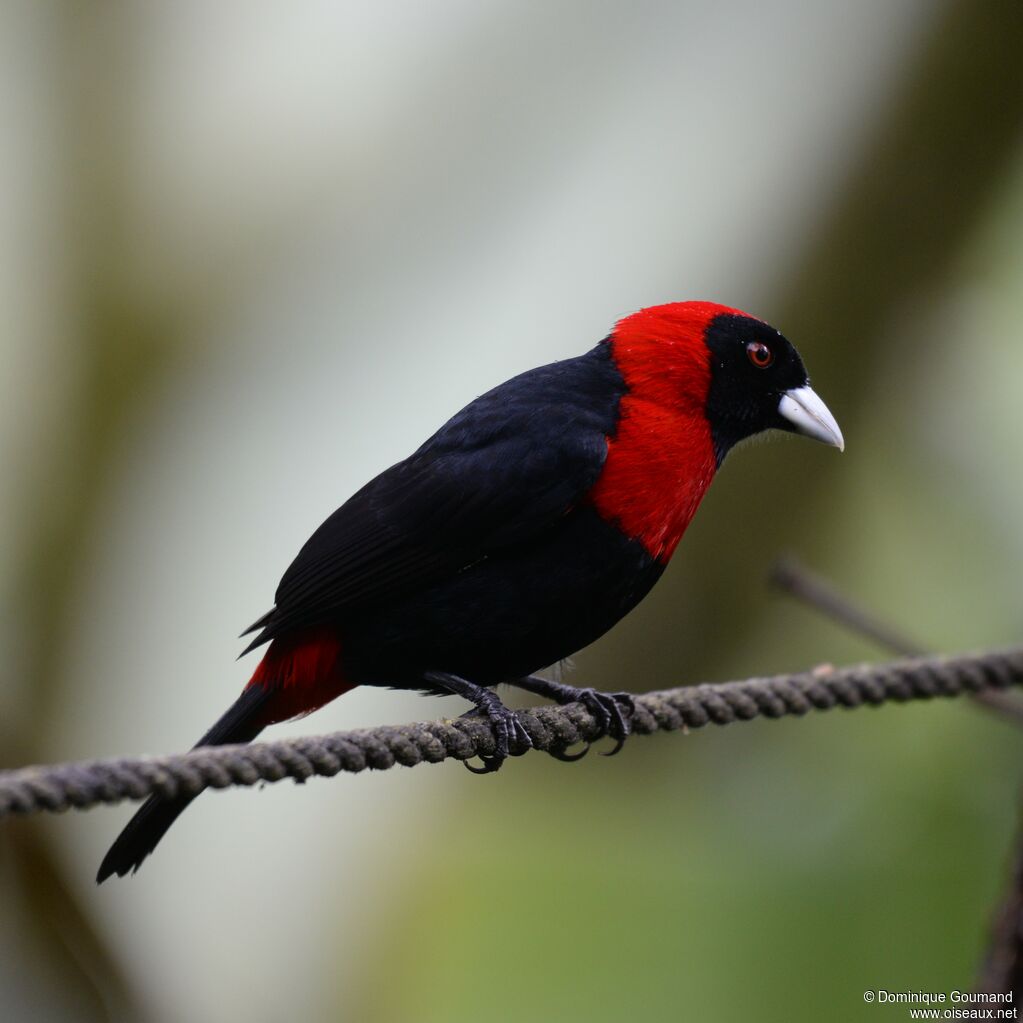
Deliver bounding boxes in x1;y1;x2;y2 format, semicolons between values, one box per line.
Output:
96;685;271;883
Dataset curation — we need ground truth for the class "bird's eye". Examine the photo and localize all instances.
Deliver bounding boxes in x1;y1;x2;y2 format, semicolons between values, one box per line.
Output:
746;341;773;368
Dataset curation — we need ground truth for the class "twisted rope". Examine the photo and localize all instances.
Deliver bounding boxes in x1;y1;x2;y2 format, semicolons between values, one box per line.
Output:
2;646;1021;818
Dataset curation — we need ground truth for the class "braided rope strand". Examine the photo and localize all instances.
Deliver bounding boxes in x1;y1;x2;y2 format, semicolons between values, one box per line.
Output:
3;646;1021;818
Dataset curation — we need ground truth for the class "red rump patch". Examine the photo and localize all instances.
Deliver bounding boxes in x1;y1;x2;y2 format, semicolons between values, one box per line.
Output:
246;626;353;725
589;302;733;562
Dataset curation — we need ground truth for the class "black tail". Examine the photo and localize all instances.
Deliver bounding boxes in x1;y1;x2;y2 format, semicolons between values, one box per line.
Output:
96;686;271;883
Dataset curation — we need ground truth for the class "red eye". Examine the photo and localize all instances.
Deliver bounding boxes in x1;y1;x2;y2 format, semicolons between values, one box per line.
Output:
746;341;773;368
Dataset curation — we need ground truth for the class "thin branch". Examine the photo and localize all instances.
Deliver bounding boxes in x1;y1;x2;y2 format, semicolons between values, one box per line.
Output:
1;646;1022;818
770;556;924;658
977;800;1023;997
770;556;1023;725
769;556;1023;998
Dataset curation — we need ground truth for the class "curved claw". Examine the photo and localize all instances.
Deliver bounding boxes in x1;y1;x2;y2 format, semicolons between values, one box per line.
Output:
549;741;591;762
599;735;627;758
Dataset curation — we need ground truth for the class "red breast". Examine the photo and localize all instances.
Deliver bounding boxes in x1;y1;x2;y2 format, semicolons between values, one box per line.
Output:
588;302;748;561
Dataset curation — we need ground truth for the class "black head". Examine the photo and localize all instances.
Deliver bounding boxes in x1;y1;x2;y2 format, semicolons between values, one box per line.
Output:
704;313;843;465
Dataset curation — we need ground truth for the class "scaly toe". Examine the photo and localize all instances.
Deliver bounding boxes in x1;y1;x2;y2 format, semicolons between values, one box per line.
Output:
510;716;533;755
598;692;634;757
577;690;611;732
463;705;531;773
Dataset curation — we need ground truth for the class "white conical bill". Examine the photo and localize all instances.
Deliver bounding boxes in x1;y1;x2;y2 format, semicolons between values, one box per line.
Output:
778;385;844;451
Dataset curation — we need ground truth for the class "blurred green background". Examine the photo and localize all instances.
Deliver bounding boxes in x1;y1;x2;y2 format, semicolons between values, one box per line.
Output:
2;2;1022;1021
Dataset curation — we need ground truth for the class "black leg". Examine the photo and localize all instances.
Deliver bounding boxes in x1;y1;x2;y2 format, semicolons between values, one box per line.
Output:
508;676;635;758
424;671;532;774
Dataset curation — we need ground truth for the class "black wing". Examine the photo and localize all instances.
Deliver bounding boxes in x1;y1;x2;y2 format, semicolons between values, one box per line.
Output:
241;345;625;652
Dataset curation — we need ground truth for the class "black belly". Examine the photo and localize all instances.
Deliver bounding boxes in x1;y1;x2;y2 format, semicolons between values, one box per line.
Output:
341;504;663;687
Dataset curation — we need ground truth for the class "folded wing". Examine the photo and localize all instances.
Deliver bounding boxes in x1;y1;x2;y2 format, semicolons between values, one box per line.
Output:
241;350;623;652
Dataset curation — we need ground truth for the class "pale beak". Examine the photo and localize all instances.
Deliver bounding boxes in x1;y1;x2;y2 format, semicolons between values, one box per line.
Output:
778;385;844;451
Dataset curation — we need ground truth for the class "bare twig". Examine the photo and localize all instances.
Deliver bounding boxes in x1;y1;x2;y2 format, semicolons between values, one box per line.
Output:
770;556;1023;725
977;801;1023;998
769;556;1023;998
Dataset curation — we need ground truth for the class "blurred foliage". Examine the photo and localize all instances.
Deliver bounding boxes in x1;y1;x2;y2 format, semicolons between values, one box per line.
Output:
2;1;1023;1022
347;706;1019;1023
334;2;1023;1021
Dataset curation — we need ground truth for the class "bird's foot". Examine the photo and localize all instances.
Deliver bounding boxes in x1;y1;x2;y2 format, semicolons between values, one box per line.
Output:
510;677;635;759
426;671;532;773
574;688;635;756
465;698;532;775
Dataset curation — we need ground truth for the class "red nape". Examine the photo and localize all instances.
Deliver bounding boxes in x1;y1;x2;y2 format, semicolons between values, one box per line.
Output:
245;626;354;726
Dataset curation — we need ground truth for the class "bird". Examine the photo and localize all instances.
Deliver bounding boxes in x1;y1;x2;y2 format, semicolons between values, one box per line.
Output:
97;300;843;881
